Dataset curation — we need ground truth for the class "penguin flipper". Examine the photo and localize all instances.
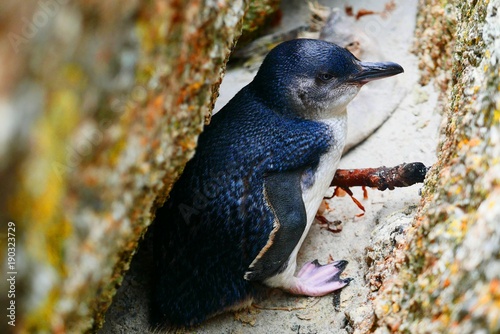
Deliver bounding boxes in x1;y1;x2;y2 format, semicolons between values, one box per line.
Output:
243;170;352;297
244;169;307;282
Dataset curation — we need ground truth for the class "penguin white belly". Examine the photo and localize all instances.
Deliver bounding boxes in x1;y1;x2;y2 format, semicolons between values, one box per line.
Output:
264;113;347;288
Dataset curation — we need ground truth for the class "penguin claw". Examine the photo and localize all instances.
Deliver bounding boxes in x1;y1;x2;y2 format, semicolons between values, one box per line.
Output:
290;260;351;297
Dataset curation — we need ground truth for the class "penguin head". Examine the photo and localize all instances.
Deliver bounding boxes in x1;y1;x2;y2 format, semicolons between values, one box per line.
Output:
250;39;403;120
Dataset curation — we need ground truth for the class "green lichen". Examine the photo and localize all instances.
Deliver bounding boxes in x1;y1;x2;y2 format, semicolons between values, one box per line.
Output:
414;0;457;91
238;0;281;47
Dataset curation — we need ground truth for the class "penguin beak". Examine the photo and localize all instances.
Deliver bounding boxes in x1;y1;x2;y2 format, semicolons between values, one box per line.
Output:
349;61;404;85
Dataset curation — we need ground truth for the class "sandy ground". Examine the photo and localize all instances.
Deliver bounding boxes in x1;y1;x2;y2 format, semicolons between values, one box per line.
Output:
100;0;442;333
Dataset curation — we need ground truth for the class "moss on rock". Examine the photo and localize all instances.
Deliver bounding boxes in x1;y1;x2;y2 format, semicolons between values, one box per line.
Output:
373;1;500;332
0;1;255;332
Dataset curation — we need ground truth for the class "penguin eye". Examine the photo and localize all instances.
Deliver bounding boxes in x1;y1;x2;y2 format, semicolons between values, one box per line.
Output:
317;72;334;82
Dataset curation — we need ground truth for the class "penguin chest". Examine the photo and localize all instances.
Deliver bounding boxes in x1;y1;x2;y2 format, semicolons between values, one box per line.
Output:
261;115;347;288
299;119;346;246
301;147;342;229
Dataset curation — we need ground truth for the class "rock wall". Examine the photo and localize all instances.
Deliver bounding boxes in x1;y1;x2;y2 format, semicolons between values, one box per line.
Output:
0;0;261;332
373;0;500;332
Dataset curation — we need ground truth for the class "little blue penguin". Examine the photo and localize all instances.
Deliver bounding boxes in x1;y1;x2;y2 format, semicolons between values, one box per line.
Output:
151;38;403;327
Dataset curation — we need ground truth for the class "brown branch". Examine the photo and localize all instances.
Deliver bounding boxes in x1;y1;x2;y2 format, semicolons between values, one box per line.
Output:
331;162;429;191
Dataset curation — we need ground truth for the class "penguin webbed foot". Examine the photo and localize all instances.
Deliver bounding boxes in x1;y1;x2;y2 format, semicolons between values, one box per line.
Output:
289;259;352;296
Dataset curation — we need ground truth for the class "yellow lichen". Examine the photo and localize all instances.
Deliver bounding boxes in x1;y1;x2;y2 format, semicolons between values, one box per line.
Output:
24;287;61;333
493;109;500;123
